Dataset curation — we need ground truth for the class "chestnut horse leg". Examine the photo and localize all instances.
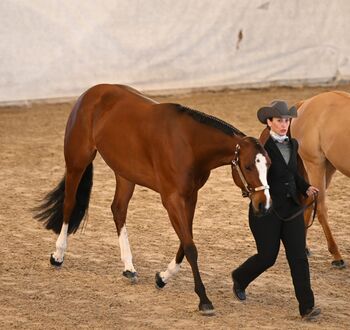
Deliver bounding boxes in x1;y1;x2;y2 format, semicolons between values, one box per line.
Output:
156;190;198;287
51;121;96;266
155;244;184;289
303;200;313;257
111;175;137;282
51;162;94;266
304;160;345;268
161;192;214;315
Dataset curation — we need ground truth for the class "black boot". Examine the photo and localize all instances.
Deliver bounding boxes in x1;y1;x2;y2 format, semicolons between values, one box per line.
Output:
232;274;246;301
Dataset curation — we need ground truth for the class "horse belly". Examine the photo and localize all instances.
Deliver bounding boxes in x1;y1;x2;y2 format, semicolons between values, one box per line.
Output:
294;94;350;176
94;111;161;191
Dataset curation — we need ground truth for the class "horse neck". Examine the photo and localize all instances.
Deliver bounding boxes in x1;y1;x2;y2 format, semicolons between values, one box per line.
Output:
196;132;244;171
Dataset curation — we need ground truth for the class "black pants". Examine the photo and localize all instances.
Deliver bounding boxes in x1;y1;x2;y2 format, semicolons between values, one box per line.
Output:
232;205;314;316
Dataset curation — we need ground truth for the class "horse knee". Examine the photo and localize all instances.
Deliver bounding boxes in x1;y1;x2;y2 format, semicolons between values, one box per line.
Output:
183;243;198;261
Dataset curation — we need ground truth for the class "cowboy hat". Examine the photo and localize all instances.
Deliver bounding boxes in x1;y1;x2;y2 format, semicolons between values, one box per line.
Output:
257;100;297;124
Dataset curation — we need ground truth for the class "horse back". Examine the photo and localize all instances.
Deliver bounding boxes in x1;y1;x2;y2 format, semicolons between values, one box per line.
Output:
69;84;221;192
291;91;350;175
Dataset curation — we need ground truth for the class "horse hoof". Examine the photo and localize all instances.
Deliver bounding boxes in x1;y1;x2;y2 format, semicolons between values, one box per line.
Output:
199;303;215;316
155;272;166;289
50;254;63;267
122;270;138;284
331;259;346;269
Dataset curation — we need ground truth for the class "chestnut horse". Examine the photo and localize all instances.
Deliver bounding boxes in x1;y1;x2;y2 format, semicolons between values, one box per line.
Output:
290;91;349;269
34;84;271;315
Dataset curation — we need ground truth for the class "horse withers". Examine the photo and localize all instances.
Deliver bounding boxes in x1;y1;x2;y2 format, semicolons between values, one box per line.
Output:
33;84;271;315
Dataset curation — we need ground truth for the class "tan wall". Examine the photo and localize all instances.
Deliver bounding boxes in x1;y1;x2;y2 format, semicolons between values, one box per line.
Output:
1;0;350;103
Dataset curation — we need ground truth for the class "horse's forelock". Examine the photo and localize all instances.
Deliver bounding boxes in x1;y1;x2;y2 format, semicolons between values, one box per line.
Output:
242;136;266;154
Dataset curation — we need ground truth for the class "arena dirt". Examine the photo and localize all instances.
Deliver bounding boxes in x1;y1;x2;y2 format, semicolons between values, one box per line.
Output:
1;85;349;329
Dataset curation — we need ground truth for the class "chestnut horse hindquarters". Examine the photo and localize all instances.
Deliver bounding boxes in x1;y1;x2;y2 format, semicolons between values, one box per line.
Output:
291;91;350;268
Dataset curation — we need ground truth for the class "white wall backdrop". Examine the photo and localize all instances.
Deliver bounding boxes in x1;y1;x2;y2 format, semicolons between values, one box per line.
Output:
1;0;350;103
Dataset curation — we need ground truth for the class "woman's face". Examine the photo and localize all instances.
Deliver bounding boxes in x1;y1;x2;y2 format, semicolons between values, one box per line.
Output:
267;117;290;136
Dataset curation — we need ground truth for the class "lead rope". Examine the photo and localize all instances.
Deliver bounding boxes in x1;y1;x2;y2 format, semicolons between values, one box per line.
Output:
272;193;318;228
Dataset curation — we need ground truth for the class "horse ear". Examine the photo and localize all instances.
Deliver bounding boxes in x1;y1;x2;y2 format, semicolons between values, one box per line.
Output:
259;127;270;146
287;100;304;139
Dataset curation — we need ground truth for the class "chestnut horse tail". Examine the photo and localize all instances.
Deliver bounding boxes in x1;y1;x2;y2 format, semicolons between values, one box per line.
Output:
34;163;93;234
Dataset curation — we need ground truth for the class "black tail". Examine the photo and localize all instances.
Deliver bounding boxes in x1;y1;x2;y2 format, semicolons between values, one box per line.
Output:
33;163;93;234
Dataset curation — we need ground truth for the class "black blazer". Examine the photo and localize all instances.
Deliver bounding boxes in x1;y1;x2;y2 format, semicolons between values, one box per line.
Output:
264;137;310;218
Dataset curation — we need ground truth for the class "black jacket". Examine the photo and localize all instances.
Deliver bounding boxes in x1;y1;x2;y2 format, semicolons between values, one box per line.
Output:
264;137;310;218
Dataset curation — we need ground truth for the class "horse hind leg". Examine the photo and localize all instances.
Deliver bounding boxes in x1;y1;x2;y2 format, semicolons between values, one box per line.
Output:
51;159;95;266
111;175;137;283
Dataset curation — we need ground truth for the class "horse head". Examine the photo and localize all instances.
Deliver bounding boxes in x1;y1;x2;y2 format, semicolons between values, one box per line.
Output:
231;136;271;215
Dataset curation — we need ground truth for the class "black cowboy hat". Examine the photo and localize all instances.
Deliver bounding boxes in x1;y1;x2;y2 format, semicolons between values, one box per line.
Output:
257;100;297;124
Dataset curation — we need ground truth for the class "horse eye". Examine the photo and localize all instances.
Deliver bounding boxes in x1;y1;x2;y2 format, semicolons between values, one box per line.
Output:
245;165;253;171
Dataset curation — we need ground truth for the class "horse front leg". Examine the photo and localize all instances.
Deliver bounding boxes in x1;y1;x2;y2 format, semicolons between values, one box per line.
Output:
305;161;345;268
303;203;313;257
111;175;138;282
156;191;197;287
155;244;184;288
161;192;214;315
317;198;345;268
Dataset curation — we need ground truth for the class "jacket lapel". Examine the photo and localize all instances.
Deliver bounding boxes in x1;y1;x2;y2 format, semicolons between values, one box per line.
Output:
287;138;297;168
266;137;289;168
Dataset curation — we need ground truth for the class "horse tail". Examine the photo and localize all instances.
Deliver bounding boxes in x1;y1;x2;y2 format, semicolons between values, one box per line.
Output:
33;163;93;234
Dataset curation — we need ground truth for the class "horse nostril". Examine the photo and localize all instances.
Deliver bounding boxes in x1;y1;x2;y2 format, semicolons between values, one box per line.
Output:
258;202;264;212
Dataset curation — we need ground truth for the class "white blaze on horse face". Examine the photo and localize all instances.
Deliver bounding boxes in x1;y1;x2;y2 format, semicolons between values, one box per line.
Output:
159;258;181;283
119;226;136;272
255;153;271;209
53;223;68;262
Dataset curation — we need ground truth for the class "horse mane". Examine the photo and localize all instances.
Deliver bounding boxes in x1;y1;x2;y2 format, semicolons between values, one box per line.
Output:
174;104;246;137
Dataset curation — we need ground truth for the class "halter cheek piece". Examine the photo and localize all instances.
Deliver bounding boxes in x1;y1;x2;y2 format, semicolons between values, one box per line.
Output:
231;144;270;198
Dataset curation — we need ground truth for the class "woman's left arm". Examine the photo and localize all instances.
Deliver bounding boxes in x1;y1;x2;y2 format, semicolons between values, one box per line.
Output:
294;172;311;197
293;139;319;197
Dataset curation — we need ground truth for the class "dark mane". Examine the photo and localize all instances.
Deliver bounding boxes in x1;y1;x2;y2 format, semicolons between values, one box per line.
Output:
174;104;246;137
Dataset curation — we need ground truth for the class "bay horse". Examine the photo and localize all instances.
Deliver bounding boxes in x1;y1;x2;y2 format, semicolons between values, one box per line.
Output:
291;91;349;269
34;84;271;315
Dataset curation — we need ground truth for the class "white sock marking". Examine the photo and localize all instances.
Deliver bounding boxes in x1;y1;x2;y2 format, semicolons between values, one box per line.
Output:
119;226;136;272
53;223;68;262
160;258;181;283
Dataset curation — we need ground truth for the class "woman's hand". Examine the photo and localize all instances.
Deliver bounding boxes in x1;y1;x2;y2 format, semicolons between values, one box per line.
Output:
306;186;319;197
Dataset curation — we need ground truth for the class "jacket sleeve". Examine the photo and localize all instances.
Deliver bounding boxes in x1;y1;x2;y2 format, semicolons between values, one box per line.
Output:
294;172;310;196
293;140;310;196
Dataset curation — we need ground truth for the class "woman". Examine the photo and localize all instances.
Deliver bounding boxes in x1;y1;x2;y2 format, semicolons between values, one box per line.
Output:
231;100;321;321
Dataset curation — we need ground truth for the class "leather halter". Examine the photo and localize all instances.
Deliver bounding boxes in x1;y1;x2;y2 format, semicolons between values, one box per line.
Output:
231;144;269;198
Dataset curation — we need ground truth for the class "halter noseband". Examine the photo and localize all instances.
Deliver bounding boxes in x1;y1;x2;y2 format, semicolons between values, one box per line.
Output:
231;144;269;197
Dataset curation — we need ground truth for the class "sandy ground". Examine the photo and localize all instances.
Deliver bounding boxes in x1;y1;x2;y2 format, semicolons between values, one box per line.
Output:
1;85;350;330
